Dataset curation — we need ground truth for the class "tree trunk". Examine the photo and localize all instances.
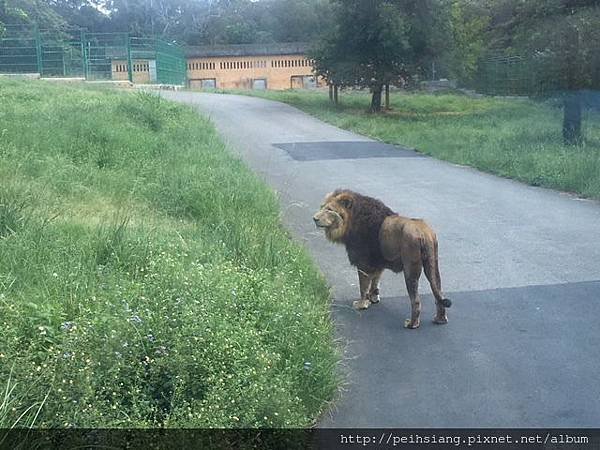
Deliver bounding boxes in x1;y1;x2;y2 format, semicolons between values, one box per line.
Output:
333;84;339;105
370;85;383;112
329;84;334;103
563;92;582;145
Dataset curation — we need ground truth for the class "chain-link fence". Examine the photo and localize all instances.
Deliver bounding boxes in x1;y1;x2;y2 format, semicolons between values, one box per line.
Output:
83;32;128;81
472;52;599;98
473;55;537;96
424;53;598;98
0;25;186;85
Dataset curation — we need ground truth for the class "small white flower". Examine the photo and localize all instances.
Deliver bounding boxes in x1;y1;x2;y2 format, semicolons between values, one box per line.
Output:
129;315;142;324
61;321;75;332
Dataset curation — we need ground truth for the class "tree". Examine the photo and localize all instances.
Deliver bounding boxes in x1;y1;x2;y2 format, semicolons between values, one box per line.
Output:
258;0;333;43
310;0;411;112
444;0;490;85
0;0;66;30
190;0;333;45
488;0;600;145
105;0;183;36
402;0;453;81
199;0;263;44
49;0;109;31
310;0;451;112
308;32;352;105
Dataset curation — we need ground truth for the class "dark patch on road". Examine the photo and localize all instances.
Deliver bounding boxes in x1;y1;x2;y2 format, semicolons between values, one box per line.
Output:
320;279;600;427
274;141;424;161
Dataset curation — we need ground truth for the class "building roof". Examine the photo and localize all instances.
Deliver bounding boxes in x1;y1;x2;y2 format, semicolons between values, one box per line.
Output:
185;42;309;58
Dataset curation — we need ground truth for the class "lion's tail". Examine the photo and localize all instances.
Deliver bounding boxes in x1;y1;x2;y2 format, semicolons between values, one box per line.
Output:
421;236;451;308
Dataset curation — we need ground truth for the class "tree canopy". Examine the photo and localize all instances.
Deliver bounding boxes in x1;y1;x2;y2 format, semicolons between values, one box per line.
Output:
0;0;330;45
310;0;452;111
1;0;67;31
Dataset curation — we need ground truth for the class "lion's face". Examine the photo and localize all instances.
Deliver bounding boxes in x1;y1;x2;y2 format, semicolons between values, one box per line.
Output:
313;191;353;242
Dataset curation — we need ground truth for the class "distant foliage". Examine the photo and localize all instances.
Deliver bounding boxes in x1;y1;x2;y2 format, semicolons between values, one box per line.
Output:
0;0;67;30
445;0;490;85
16;0;334;46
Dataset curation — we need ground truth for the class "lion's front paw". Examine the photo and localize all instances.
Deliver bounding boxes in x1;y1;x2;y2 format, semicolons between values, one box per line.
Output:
353;299;371;310
433;315;448;325
404;318;420;329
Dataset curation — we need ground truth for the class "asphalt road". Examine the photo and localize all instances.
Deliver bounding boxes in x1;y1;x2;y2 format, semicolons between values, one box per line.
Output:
161;91;600;427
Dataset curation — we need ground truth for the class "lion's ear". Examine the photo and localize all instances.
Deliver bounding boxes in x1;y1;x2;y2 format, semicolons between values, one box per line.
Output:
339;196;353;210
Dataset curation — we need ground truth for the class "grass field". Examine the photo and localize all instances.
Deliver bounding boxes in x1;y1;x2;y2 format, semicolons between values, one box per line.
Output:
229;89;600;200
0;79;338;429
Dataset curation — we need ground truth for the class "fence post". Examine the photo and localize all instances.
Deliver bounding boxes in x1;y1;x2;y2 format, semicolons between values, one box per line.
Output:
154;37;160;84
34;24;43;76
80;30;87;80
126;34;133;83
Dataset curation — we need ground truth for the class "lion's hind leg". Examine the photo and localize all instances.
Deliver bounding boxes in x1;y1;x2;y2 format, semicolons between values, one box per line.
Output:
403;261;422;329
422;239;450;325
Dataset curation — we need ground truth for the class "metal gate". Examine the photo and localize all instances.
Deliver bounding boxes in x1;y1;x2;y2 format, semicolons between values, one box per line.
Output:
0;25;187;85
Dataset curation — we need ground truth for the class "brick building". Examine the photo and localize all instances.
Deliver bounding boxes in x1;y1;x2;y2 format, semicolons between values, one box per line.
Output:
185;42;318;90
112;60;153;83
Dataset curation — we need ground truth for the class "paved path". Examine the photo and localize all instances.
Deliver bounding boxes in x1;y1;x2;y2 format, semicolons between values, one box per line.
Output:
162;91;600;427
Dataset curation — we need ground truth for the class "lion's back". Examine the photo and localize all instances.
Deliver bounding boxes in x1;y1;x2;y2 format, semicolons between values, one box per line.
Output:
379;216;436;263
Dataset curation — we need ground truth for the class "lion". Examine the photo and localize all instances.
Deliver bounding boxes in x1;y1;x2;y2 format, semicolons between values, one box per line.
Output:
313;189;451;329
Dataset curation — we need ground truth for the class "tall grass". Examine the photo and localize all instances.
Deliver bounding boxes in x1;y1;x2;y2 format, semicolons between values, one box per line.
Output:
0;366;49;429
0;79;338;427
234;89;600;199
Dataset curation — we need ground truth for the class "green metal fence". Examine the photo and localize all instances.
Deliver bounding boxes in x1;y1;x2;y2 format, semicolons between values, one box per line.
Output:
154;38;187;86
41;28;85;77
0;25;186;85
83;32;129;80
475;55;533;96
0;25;86;78
474;53;569;97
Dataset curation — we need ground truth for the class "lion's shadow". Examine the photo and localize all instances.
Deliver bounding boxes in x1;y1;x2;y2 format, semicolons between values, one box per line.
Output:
333;293;446;334
322;280;600;428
